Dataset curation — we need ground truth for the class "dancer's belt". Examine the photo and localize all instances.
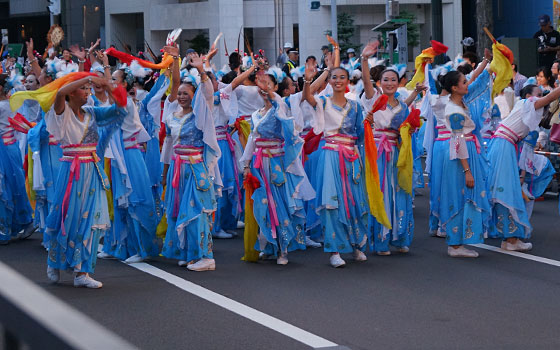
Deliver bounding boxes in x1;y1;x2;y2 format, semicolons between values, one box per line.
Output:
1;130;16;145
253;138;285;238
171;145;205;216
435;130;451;141
60;143;109;237
374;129;399;150
493;124;520;146
322;133;358;219
124;132;143;150
254;138;285;158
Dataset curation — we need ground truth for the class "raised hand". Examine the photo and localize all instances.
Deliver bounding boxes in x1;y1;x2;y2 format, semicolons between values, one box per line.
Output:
96;50;109;66
89;38;101;52
255;73;269;93
414;83;428;94
189;53;204;70
326;35;338;49
483;48;492;62
324;52;333;70
163;45;179;57
361;41;379;58
305;60;317;81
69;44;86;60
26;38;35;59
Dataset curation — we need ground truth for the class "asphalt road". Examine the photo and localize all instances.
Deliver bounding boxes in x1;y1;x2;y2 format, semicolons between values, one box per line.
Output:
1;188;560;350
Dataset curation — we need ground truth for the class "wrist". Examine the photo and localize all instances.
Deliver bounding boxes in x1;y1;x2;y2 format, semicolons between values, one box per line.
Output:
463;168;471;174
78;58;86;63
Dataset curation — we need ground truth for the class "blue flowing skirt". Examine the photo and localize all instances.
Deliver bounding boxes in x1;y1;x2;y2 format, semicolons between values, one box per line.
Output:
162;158;216;262
103;148;159;259
314;147;369;254
428;139;448;234
214;138;241;233
251;155;306;256
487;138;531;239
439;142;490;246
0;143;33;241
46;160;110;273
370;145;414;252
37;143;63;247
143;137;164;221
304;140;324;240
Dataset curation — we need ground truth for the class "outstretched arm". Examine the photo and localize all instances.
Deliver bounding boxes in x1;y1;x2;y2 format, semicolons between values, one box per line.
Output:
404;83;427;107
164;45;181;103
361;41;379;100
467;48;492;86
231;56;257;90
26;39;42;79
302;61;318;108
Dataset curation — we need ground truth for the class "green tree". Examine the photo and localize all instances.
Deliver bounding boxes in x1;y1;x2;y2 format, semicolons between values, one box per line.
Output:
187;32;209;54
397;10;420;48
325;12;362;54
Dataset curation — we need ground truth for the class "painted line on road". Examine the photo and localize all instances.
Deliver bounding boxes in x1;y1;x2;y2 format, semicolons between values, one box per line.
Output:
470;244;560;268
127;262;344;349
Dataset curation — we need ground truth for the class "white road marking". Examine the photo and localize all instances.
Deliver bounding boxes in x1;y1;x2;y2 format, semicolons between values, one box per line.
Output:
470;244;560;268
126;262;339;349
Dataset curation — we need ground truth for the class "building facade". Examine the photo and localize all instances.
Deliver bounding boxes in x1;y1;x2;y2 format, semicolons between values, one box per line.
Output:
105;0;464;68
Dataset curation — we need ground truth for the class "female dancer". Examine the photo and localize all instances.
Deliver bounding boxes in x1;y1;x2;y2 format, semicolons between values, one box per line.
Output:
0;74;37;245
44;74;127;287
240;70;313;265
160;46;221;271
439;70;491;257
487;84;560;251
98;64;158;263
361;43;426;255
302;62;369;268
211;59;256;239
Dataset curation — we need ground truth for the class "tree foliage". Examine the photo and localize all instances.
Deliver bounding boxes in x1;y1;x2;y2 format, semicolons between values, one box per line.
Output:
397;10;420;48
187;32;209;54
325;12;362;54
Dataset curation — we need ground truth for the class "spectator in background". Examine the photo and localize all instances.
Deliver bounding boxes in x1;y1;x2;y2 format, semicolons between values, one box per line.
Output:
512;63;528;96
550;59;560;84
320;45;329;69
536;66;554;93
342;48;356;65
534;14;560;69
222;51;242;84
282;48;298;76
276;42;292;67
462;51;478;69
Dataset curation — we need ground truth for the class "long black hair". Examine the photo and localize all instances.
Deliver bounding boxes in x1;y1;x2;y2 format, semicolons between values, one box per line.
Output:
442;71;463;94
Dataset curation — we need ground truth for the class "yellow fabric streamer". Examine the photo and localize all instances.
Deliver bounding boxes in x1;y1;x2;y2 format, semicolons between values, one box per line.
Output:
363;121;391;229
9;72;96;112
104;158;114;222
241;174;260;262
490;42;514;101
405;40;448;90
396;124;414;195
236;119;252;149
26;147;36;209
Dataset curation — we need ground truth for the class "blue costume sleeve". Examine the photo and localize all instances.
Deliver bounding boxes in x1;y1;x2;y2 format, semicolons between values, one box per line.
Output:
464;70;491;134
83;104;127;157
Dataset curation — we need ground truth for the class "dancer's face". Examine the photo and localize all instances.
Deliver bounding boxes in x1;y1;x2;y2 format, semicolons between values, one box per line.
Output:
24;74;39;91
329;68;349;93
177;83;195;108
380;70;399;95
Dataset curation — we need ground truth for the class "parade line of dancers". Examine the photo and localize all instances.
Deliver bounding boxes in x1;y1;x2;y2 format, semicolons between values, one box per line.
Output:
1;30;558;288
